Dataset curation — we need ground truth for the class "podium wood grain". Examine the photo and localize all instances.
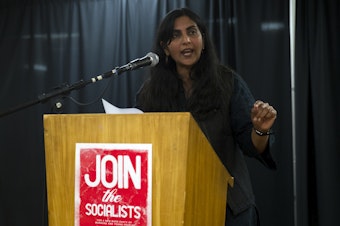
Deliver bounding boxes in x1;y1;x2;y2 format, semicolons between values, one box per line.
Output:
44;113;234;226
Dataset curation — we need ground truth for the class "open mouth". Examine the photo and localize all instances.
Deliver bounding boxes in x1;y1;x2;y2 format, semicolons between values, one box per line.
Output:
181;48;193;56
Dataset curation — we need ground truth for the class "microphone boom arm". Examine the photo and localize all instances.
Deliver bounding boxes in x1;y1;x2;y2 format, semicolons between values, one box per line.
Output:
0;52;159;118
0;67;119;118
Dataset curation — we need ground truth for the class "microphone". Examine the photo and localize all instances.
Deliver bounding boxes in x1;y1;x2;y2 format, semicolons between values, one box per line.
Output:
90;52;159;83
119;52;159;73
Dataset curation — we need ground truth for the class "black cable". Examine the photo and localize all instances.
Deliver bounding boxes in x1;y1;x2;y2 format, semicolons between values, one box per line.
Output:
66;75;114;107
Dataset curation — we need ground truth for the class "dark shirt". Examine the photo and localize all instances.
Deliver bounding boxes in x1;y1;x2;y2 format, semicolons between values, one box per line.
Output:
186;73;276;215
136;70;276;215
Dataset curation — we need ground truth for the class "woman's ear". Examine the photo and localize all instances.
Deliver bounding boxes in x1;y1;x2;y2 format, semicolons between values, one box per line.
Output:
160;41;170;56
164;48;170;56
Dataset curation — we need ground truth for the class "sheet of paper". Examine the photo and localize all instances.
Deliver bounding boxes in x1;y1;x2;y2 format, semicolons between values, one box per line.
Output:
102;99;143;114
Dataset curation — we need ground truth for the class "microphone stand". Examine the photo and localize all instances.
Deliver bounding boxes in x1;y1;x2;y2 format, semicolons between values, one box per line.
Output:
0;67;121;118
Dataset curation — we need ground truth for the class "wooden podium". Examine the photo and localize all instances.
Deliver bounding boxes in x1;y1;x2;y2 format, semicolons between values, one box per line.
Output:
43;113;234;226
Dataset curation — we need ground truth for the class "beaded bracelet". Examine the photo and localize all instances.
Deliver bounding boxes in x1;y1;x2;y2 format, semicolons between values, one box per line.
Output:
253;128;274;136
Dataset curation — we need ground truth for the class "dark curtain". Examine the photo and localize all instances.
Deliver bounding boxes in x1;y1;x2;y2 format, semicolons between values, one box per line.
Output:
295;0;340;225
228;2;293;226
200;1;293;226
6;0;340;226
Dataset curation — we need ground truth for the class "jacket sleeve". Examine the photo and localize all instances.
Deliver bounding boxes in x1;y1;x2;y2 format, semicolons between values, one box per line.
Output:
230;73;277;170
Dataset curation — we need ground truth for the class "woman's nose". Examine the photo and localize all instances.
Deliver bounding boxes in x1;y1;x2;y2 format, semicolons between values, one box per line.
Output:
181;34;191;43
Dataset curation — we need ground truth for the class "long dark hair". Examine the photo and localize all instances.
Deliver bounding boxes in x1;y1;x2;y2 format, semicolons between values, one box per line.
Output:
137;8;232;118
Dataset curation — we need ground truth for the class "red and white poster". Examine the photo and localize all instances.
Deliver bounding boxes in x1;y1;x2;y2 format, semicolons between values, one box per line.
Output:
75;143;152;226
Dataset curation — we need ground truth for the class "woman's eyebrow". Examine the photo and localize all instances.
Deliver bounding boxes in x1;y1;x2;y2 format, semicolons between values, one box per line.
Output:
173;25;198;32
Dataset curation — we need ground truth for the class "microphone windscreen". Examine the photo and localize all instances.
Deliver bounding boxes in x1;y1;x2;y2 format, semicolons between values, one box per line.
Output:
146;52;159;67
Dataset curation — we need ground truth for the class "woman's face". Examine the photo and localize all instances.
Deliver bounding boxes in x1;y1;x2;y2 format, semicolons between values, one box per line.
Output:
164;16;204;75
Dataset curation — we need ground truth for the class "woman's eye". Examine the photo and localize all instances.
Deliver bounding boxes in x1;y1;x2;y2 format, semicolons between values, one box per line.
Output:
188;28;200;37
172;32;180;39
